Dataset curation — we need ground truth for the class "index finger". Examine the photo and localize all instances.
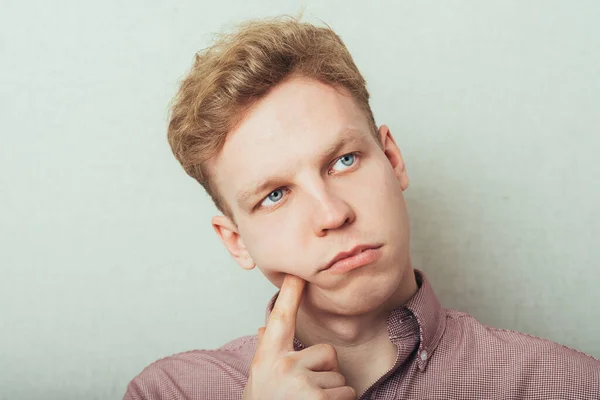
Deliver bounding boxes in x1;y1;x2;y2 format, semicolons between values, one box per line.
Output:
261;274;307;352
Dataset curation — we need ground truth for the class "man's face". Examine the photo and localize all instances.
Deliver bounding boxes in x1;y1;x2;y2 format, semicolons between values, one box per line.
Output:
211;76;412;316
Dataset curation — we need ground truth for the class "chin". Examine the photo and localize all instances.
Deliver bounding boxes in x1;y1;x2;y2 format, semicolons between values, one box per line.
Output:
336;298;390;316
323;280;399;316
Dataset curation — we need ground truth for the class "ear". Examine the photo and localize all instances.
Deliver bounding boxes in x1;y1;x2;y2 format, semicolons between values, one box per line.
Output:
378;124;409;191
211;215;256;270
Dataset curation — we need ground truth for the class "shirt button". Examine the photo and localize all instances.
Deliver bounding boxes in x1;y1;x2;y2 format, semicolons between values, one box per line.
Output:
420;350;428;361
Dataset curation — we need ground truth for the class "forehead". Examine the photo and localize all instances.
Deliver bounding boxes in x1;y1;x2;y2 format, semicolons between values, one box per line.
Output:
211;76;373;210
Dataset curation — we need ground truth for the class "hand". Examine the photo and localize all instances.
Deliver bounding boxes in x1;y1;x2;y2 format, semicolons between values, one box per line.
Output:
243;274;356;400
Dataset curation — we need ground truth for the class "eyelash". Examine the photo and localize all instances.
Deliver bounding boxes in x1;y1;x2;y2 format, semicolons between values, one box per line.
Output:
254;152;361;211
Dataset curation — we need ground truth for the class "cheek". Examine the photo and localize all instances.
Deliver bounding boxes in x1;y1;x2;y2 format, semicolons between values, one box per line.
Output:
356;165;396;212
378;163;407;211
366;166;410;237
260;269;286;288
245;219;311;282
245;210;307;260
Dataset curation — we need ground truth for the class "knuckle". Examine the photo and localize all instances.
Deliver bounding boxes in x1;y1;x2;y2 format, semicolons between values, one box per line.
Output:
320;343;337;359
293;373;311;387
314;393;328;400
269;307;286;321
345;386;357;398
333;372;346;386
274;357;295;375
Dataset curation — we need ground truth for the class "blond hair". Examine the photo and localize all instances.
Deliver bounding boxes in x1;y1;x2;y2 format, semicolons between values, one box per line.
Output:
167;16;378;223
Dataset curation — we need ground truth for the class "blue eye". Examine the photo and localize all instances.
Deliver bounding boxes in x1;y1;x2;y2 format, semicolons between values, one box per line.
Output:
332;153;356;171
256;153;359;210
267;189;284;202
259;188;286;208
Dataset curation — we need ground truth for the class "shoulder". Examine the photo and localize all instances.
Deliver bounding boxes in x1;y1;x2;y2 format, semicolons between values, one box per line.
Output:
445;309;599;363
123;335;258;400
440;309;600;395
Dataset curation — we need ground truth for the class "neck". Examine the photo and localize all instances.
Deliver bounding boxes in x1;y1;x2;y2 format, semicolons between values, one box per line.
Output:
295;266;418;348
293;267;418;394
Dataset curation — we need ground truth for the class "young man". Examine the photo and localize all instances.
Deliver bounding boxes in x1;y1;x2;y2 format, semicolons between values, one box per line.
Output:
123;17;600;400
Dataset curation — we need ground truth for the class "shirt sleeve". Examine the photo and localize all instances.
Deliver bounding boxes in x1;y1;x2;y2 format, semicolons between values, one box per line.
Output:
122;378;149;400
119;344;255;400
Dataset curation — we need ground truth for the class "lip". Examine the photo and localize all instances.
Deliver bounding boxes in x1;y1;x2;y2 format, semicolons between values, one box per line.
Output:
322;244;383;272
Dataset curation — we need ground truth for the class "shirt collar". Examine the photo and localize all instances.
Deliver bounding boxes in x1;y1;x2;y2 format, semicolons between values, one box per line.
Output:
404;269;446;371
264;269;445;371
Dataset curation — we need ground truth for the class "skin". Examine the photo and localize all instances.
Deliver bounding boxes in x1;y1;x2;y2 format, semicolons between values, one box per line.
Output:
247;274;356;399
210;74;418;395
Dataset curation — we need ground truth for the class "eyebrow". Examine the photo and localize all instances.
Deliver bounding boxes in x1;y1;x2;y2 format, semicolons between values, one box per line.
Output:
235;127;368;208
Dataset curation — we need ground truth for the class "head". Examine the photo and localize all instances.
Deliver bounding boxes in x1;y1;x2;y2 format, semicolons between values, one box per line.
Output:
168;17;413;316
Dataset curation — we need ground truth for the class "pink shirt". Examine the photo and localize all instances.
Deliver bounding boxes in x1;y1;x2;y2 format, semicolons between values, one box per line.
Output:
123;270;600;399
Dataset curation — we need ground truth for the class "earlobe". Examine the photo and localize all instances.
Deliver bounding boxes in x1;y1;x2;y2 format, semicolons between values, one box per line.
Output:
396;151;410;191
400;172;410;191
211;215;256;271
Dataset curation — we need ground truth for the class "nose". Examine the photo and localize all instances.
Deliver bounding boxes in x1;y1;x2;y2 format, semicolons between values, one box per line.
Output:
311;190;356;236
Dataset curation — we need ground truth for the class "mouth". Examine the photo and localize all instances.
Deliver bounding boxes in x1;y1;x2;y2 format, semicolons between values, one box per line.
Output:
321;243;383;272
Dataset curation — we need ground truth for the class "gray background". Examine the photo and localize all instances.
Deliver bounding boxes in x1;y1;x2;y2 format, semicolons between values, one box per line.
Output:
1;1;599;399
